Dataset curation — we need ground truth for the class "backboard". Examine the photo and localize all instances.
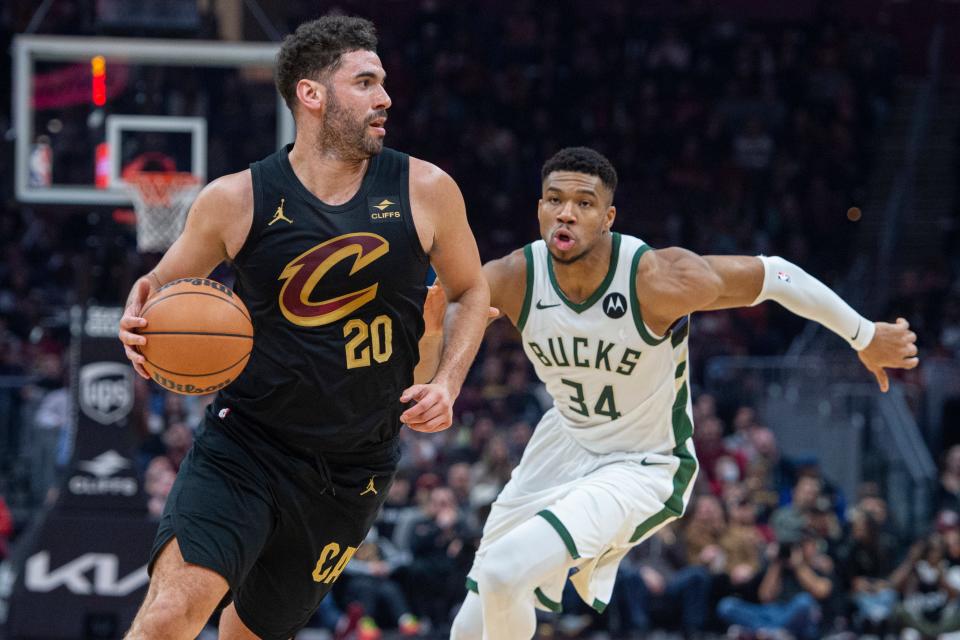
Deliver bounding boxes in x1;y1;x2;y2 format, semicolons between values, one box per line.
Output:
13;35;295;206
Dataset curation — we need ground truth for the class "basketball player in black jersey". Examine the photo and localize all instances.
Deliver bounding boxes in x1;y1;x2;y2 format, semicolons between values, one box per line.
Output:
117;16;490;640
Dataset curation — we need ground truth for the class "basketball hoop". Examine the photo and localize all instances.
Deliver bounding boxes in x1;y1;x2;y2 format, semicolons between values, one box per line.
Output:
122;152;201;253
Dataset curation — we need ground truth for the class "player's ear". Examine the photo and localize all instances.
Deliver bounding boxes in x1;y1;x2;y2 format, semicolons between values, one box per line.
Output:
296;79;327;115
605;205;616;232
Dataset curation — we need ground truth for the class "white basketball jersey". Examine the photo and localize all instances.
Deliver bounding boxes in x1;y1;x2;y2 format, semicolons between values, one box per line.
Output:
518;233;693;455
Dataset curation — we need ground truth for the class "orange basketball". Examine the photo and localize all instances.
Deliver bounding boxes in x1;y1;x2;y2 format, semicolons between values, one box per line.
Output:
136;278;253;395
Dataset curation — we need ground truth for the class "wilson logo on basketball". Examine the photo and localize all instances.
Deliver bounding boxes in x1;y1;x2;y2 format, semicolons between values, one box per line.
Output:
158;277;234;297
278;233;389;327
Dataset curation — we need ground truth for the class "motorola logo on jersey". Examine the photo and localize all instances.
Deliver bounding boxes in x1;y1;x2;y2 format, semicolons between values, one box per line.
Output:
603;292;628;319
278;233;390;327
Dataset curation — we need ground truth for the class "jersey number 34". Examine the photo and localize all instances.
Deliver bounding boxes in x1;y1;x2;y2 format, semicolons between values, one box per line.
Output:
561;378;622;420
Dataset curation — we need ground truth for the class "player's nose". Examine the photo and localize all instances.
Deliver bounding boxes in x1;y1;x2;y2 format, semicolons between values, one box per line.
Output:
557;201;576;223
375;85;391;110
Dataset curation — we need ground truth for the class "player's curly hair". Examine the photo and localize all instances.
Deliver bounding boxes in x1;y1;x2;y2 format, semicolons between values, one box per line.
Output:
276;15;378;112
541;147;618;196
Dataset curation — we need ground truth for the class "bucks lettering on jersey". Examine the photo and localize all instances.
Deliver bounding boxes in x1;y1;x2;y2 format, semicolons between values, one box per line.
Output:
518;233;693;455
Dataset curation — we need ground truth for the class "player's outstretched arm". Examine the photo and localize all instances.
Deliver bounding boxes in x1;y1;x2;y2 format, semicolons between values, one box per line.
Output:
482;248;527;326
413;284;446;384
637;250;919;392
413;248;520;385
414;281;500;384
400;163;490;432
118;172;251;379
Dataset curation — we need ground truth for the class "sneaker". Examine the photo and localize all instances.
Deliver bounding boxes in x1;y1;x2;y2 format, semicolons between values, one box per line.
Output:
398;613;422;636
357;616;381;640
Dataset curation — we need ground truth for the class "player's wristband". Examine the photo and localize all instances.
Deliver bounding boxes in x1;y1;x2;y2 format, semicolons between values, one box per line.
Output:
750;255;876;351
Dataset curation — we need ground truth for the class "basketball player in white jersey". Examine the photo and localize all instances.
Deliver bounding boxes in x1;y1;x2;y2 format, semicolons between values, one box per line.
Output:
448;147;919;640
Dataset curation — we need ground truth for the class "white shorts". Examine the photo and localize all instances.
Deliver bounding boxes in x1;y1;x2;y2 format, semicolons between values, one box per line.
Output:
467;408;698;612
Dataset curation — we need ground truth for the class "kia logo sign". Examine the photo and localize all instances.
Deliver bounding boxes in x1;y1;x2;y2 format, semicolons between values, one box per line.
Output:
25;551;148;596
79;363;133;425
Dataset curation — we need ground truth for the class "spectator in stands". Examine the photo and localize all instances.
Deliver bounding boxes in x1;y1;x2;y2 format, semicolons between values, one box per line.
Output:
446;462;473;513
718;528;834;640
724;405;760;461
684;494;729;572
694;415;746;495
144;456;175;520
838;507;898;635
771;475;822;543
891;531;960;637
748;426;795;508
723;493;767;590
612;524;711;637
407;486;474;629
808;495;844;559
937;445;960;514
377;472;417;549
470;434;512;500
160;421;192;471
340;527;420;636
28;351;68;501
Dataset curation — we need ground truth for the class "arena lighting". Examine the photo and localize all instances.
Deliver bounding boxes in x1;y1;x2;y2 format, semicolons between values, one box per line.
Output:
91;55;106;106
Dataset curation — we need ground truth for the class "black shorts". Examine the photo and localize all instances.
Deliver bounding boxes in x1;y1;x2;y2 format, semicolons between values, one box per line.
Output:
150;412;398;640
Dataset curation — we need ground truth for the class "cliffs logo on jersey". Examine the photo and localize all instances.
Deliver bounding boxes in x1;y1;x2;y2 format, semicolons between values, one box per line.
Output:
368;195;401;223
278;233;389;327
603;292;628;319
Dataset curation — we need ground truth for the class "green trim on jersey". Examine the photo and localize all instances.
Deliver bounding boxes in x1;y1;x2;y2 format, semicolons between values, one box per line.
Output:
592;599;608;614
629;438;697;542
547;232;622;313
517;244;536;331
629;376;698;543
535;587;563;612
537;509;581;559
629;244;670;346
468;576;565;614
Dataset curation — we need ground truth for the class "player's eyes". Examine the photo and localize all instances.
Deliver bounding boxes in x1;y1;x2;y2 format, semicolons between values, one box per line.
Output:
548;197;560;204
580;201;591;208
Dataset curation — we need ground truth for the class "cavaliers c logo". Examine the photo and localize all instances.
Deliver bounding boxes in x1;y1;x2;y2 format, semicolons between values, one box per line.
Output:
278;233;389;327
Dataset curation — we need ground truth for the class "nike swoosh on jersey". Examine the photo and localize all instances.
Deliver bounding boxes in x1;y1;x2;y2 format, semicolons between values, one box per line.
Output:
640;458;669;466
536;300;561;309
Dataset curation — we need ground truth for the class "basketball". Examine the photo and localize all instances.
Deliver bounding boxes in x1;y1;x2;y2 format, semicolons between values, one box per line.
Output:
136;277;253;395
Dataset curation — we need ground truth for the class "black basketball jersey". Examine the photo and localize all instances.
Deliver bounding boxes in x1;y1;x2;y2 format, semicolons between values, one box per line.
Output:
213;144;429;456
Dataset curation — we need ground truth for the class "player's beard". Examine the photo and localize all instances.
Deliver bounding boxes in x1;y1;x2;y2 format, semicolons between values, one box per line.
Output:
318;89;384;161
549;247;590;265
548;236;593;265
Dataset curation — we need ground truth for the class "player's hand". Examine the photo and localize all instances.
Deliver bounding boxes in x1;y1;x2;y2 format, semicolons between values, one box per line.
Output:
857;317;919;392
119;278;152;380
399;382;453;432
422;283;447;337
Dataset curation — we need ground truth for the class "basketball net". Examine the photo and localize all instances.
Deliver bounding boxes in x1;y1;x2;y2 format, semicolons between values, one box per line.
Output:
122;153;201;253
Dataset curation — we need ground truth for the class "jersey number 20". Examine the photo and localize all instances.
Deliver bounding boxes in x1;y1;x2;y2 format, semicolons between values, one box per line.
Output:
343;315;393;369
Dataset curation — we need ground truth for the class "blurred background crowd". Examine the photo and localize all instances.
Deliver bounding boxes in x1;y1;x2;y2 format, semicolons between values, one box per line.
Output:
2;0;960;638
